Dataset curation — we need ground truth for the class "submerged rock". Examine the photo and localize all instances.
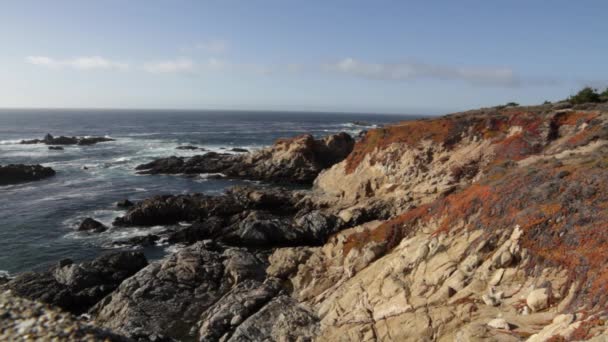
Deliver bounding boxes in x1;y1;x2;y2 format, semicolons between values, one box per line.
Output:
78;218;108;233
136;132;354;184
48;146;64;150
0;164;56;186
176;145;205;150
3;251;147;314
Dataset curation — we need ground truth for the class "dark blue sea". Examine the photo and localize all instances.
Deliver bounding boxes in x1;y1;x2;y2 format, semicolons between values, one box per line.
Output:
0;109;419;275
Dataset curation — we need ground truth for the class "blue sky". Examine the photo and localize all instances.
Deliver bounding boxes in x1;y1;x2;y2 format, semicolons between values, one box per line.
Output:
1;0;607;114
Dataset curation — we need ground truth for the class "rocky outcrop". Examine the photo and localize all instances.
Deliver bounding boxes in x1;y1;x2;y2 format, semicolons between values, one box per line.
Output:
92;241;319;341
268;104;608;340
0;291;130;341
0;164;56;186
20;133;115;145
136;132;354;184
3;252;147;314
112;186;342;248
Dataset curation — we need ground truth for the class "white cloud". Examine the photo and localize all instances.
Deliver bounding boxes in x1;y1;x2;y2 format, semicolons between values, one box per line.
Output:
26;56;128;70
323;58;521;87
142;58;195;74
182;40;228;54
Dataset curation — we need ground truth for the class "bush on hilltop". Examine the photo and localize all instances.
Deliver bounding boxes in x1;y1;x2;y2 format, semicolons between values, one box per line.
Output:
569;87;604;104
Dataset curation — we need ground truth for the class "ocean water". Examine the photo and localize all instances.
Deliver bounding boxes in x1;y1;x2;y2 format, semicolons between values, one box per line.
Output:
0;109;419;275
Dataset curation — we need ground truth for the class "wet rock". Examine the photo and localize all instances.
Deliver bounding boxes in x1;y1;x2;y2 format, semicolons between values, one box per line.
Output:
78;218;108;233
92;241;269;341
3;251;147;314
113;186;340;248
176;145;205;151
116;199;134;209
48;146;64;150
0;164;56;186
113;234;160;247
135;132;354;184
167;217;225;245
21;133;114;146
230;147;249;153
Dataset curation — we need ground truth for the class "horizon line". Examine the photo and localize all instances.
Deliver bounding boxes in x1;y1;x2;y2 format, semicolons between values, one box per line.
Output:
0;106;442;117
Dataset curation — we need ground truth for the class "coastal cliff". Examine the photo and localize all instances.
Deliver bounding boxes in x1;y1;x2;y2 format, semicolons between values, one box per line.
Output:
4;101;608;341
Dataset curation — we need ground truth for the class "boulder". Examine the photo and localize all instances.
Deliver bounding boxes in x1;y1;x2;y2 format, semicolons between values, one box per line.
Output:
527;288;550;312
48;146;64;150
78;218;108;233
0;164;56;186
3;251;147;314
230;147;249;153
487;318;511;331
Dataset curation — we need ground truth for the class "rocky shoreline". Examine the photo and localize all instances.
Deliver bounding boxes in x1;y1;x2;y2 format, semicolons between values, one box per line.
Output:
4;101;608;341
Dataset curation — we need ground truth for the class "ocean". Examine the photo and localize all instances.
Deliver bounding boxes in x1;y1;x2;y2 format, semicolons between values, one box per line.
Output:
0;109;420;275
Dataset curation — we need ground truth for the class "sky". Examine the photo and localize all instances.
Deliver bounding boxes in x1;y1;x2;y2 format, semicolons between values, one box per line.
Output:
0;0;607;114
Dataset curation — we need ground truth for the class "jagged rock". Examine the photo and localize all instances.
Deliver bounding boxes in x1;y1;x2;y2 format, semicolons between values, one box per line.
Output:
78;218;108;233
3;251;147;314
0;164;56;186
225;295;319;342
197;279;282;341
0;291;130;341
92;241;270;341
527;288;550;312
136;132;354;184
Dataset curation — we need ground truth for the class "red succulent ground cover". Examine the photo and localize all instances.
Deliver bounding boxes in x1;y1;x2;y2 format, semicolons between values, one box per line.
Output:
341;107;608;309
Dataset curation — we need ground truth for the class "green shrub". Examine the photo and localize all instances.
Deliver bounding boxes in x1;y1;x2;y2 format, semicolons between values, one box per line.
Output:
600;88;608;102
543;100;552;105
569;87;601;104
